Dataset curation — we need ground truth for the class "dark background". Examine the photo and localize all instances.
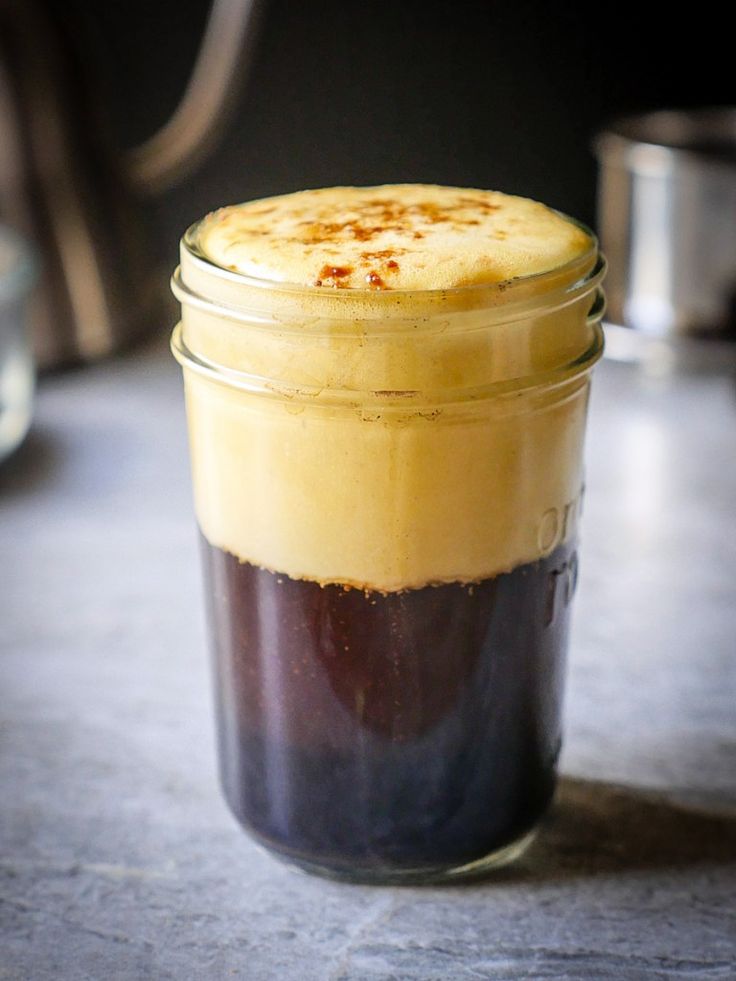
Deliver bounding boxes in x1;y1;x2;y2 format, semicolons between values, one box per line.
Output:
58;0;735;263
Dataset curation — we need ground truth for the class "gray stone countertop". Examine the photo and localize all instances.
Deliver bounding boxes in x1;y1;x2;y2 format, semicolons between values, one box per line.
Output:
1;329;735;980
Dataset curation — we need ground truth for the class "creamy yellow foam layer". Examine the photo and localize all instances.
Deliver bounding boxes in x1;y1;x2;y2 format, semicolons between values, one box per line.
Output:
184;376;590;590
176;185;601;591
198;184;592;291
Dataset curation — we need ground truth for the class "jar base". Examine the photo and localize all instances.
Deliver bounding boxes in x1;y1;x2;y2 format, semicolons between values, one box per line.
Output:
254;827;539;886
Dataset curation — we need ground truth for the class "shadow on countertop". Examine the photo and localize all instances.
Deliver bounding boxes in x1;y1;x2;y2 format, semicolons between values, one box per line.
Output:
461;777;736;888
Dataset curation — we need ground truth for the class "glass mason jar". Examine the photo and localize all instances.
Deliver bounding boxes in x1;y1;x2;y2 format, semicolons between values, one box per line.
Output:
172;217;605;884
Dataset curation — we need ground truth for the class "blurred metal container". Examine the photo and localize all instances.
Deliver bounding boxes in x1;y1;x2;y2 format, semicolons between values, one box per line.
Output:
595;108;736;338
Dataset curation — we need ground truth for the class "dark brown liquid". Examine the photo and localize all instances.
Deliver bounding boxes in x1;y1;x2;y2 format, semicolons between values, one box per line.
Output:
201;537;577;876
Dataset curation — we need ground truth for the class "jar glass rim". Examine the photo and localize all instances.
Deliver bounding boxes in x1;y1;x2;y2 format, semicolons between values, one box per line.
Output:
172;207;606;406
171;318;605;410
176;228;605;336
180;210;600;308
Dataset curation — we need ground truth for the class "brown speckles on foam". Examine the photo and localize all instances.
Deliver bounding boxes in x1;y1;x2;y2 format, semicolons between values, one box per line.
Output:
314;264;354;288
296;220;385;244
360;249;406;260
365;271;387;290
198;185;593;291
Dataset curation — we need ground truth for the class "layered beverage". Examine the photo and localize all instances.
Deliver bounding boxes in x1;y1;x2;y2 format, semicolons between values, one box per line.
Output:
172;185;605;882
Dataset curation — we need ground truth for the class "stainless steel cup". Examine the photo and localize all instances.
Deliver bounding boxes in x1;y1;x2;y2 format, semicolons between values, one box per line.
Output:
595;108;736;337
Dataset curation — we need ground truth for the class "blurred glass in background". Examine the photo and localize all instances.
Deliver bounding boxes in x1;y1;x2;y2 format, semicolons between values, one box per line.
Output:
0;227;35;461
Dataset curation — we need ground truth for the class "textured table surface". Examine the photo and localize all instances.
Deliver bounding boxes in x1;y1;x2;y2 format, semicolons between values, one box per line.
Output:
2;330;735;980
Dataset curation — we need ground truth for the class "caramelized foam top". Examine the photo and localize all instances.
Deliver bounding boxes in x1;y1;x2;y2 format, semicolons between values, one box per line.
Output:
197;184;592;292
